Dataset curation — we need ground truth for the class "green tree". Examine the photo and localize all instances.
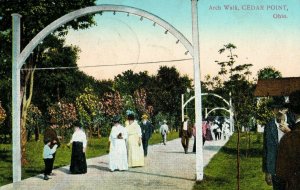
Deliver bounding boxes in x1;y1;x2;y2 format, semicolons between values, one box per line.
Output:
76;87;103;137
150;66;192;130
257;66;282;79
256;66;282;128
26;104;42;141
48;100;77;141
215;43;255;190
113;70;153;96
0;0;96;164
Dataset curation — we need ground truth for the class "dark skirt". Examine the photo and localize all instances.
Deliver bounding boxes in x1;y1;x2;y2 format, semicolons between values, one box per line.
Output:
70;141;87;174
205;128;213;141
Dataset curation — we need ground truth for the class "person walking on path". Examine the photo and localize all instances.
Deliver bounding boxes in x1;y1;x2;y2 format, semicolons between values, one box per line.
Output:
43;139;58;180
67;125;87;174
140;114;153;157
43;118;61;176
126;113;144;167
108;115;128;172
263;108;291;189
276;90;300;190
180;115;192;154
159;120;169;145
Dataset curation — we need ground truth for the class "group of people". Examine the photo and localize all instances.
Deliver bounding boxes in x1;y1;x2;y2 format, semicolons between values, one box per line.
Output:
263;90;300;190
42;111;169;179
181;115;226;154
43;119;88;180
109;112;171;171
109;113;146;171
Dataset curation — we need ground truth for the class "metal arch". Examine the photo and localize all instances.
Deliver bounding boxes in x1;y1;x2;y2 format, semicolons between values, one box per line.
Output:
17;4;194;69
183;93;230;108
201;93;230;106
205;107;231;118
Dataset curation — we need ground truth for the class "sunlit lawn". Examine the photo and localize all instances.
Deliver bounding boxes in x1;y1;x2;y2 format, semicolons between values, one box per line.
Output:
193;132;271;190
0;131;178;187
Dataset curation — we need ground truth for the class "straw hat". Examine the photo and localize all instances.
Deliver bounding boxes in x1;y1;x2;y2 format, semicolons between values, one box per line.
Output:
141;114;148;119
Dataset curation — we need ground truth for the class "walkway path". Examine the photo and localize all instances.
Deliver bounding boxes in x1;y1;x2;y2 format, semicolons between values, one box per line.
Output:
1;137;228;190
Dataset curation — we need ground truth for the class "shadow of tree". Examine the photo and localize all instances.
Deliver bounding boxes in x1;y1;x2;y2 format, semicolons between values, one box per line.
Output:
195;174;231;186
0;149;11;163
221;146;263;157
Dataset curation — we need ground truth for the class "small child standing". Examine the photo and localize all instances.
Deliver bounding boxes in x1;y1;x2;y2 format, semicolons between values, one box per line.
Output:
43;139;58;180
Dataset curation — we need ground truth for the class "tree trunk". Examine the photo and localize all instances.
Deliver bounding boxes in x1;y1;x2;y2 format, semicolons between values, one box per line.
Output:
20;67;35;165
246;131;251;158
34;124;39;141
237;124;240;190
97;125;101;138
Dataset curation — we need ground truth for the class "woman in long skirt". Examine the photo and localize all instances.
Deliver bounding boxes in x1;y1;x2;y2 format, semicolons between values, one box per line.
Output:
109;115;128;171
68;126;87;174
126;113;144;167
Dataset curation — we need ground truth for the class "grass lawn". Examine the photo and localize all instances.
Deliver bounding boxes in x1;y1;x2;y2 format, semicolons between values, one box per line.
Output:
0;131;178;187
193;132;271;190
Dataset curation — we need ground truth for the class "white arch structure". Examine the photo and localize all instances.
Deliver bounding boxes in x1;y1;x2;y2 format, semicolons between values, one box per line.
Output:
181;93;234;131
205;107;231;118
12;1;203;183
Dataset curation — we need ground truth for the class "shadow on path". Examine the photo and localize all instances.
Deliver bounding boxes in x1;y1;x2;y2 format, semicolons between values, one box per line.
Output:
126;170;194;181
57;167;70;174
87;165;111;172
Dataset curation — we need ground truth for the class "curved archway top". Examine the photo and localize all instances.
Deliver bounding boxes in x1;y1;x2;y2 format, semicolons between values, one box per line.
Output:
206;107;231;118
183;93;230;108
17;4;194;69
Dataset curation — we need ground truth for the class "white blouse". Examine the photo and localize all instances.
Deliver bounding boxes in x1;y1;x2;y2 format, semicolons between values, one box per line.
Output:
70;129;87;148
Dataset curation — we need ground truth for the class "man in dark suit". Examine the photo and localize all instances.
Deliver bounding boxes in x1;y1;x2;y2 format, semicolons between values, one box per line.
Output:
180;115;193;154
263;108;290;190
276;90;300;190
140;114;153;157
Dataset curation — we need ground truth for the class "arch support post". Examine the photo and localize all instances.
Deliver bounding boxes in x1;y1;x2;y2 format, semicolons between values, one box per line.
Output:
192;0;203;181
12;13;22;183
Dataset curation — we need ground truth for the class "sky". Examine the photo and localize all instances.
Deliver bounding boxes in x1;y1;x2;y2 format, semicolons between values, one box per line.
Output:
65;0;300;81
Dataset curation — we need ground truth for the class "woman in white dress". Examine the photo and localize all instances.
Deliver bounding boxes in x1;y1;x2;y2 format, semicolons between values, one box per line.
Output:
67;126;87;174
109;115;128;171
126;113;144;167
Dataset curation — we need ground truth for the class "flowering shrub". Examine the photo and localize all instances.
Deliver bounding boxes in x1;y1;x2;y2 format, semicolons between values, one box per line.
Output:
48;100;77;129
0;102;6;125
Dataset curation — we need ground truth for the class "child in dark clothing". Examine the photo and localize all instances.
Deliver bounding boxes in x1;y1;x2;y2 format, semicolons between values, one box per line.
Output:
43;139;58;180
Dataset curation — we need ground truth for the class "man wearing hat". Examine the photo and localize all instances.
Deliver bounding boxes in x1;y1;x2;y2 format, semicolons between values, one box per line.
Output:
276;90;300;189
263;98;292;190
140;114;153;157
180;115;193;154
159;120;169;145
